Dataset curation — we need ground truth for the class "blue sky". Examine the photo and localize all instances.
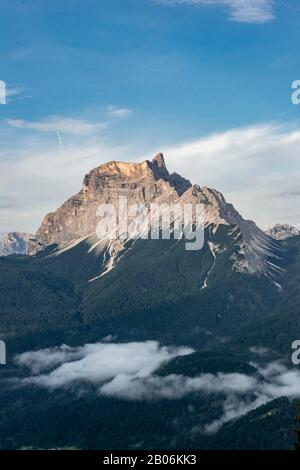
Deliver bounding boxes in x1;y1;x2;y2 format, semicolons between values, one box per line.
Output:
1;0;300;234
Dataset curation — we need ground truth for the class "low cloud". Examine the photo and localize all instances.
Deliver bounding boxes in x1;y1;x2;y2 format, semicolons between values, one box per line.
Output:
15;344;83;375
204;361;300;433
100;370;256;402
14;341;300;433
154;0;275;24
15;341;193;389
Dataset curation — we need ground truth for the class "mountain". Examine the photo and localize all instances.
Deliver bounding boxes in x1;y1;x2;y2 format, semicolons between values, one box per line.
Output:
265;223;300;240
28;154;279;278
0;232;32;256
0;155;285;345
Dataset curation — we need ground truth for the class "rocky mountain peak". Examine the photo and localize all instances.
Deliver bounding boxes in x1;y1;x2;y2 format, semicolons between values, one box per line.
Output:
150;153;169;177
152;152;166;167
265;223;300;240
0;232;32;256
81;154;174;196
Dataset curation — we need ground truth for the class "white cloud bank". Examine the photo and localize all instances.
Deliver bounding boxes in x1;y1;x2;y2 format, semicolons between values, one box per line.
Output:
14;341;300;434
154;0;275;24
15;341;193;389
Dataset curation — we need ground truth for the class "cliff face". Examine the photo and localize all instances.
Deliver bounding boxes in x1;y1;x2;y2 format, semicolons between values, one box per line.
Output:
28;154;192;254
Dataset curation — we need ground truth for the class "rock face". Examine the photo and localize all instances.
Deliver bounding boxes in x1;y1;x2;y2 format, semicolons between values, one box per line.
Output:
28;154;191;254
0;232;32;256
28;154;277;276
265;224;300;240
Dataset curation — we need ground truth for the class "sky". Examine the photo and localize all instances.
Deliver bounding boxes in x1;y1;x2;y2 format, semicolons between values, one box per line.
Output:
1;0;300;235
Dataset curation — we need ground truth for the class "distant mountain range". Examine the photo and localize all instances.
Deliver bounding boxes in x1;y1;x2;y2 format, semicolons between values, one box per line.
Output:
0;154;300;450
265;223;300;240
0;232;32;256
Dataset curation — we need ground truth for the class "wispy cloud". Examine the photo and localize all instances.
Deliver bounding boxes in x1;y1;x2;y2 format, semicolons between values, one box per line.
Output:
13;341;300;433
203;360;300;433
6;116;107;136
5;86;24;98
107;105;132;119
2;85;29;103
154;0;275;24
